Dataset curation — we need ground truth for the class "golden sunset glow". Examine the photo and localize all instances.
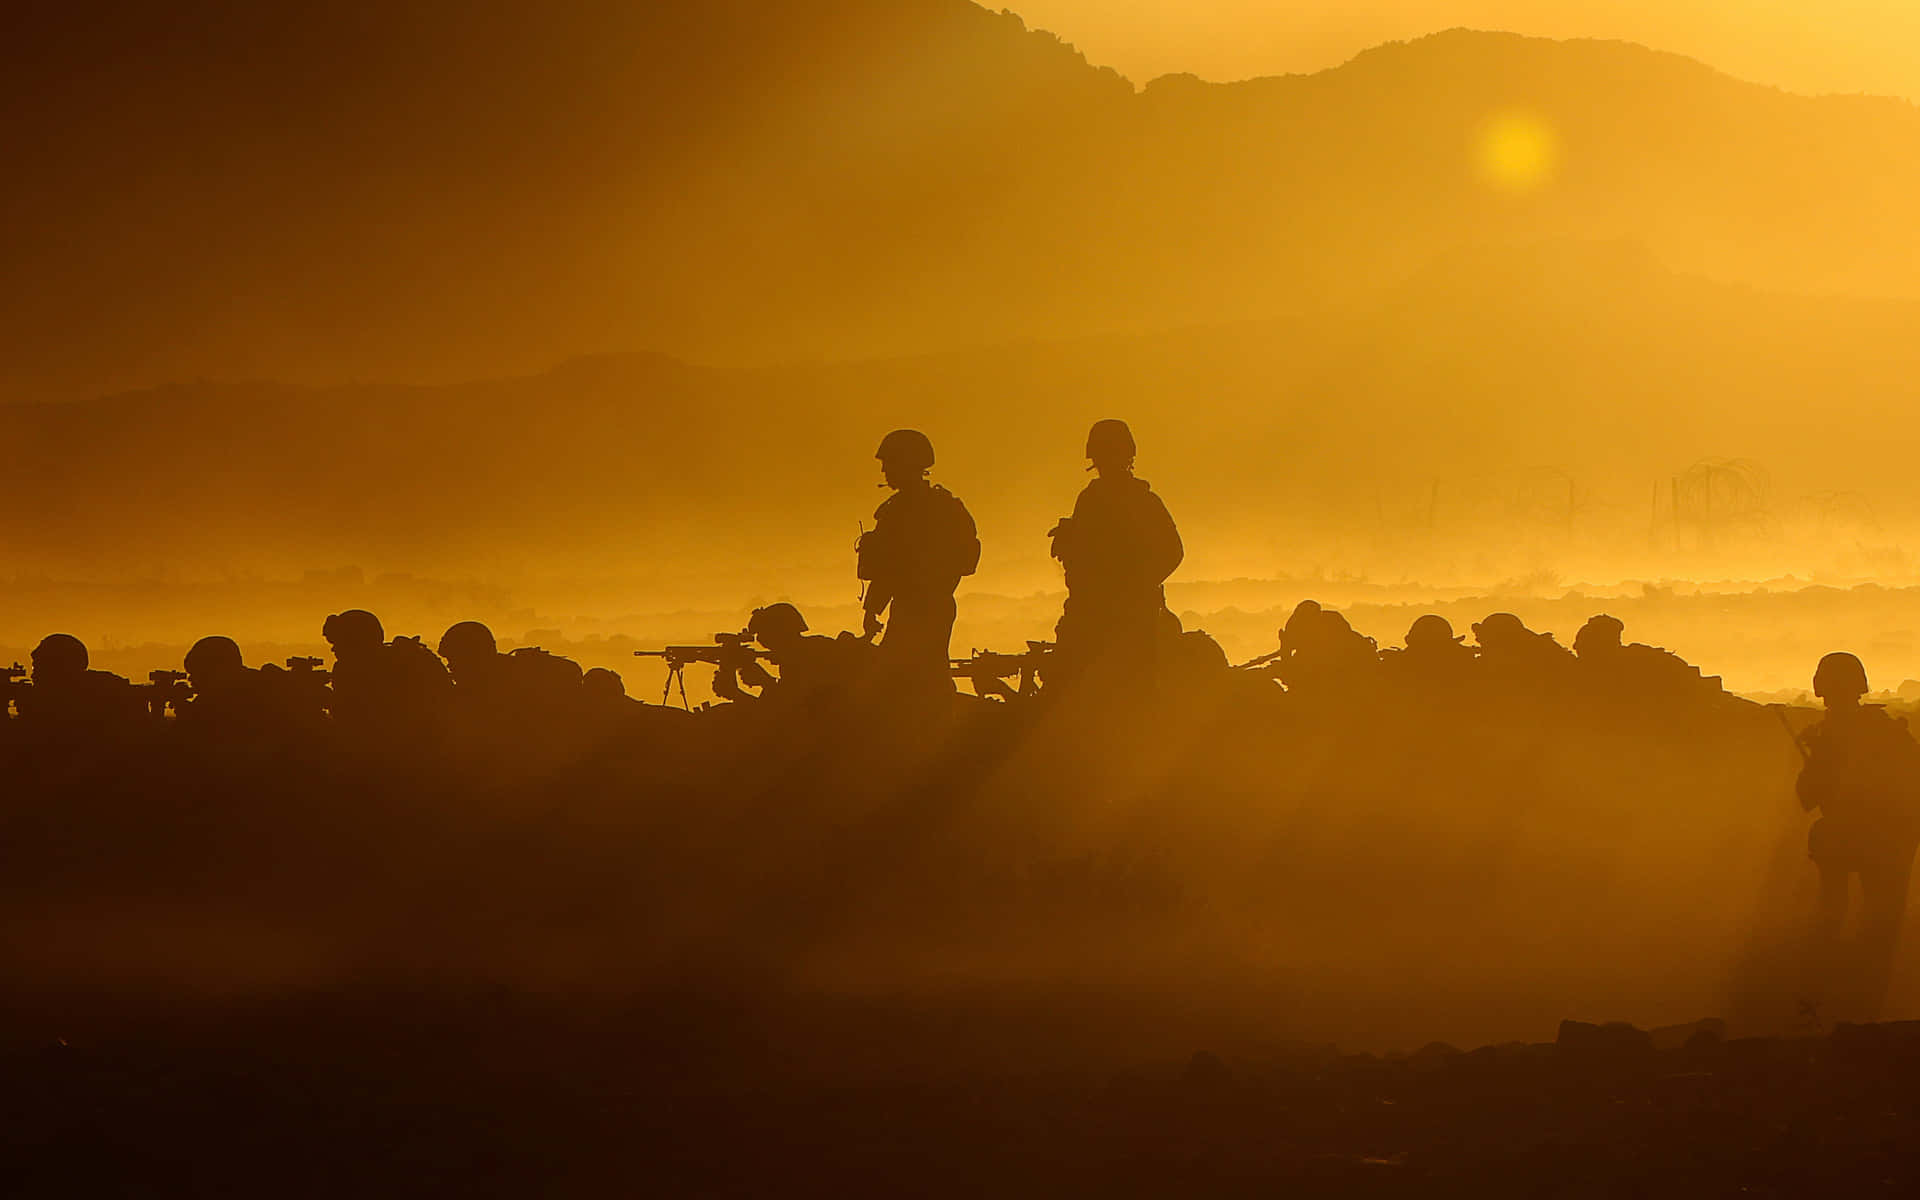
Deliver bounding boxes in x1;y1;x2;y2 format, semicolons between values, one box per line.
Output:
9;10;1920;1180
1476;109;1559;190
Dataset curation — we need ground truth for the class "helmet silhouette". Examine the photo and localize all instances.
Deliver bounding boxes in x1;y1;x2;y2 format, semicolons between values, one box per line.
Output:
1085;418;1136;462
1814;652;1869;700
438;621;498;663
31;633;89;675
1471;612;1529;646
1574;614;1626;655
582;667;625;699
185;636;244;677
875;429;935;472
1405;614;1462;647
323;610;385;650
749;603;808;642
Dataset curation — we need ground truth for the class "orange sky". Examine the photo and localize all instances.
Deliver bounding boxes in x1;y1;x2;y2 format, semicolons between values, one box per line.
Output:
1007;1;1920;98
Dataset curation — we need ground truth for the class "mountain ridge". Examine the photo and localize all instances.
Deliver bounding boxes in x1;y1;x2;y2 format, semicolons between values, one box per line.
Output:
5;7;1918;403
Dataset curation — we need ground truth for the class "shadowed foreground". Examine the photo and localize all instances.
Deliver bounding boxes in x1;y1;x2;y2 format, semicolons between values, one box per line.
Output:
6;604;1909;1193
7;993;1920;1196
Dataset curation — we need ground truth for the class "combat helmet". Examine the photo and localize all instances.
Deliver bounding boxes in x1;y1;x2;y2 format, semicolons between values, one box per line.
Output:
1813;652;1869;701
438;621;498;664
31;633;89;676
1085;418;1136;463
1405;614;1463;648
748;603;808;644
875;429;935;473
184;636;244;679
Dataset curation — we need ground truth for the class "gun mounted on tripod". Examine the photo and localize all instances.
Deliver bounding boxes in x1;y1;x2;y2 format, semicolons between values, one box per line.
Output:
634;631;772;709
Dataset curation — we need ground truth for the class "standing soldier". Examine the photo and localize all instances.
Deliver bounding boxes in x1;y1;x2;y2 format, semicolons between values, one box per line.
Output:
857;430;980;691
1796;651;1920;1019
1048;419;1183;686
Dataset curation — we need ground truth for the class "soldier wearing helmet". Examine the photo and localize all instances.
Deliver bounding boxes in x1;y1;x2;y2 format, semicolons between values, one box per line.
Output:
437;620;586;740
438;621;503;686
715;603;867;710
322;609;451;742
175;635;269;733
1379;614;1475;693
1796;651;1920;1018
15;633;138;731
856;430;980;690
1470;612;1573;701
1048;419;1183;687
1572;614;1719;710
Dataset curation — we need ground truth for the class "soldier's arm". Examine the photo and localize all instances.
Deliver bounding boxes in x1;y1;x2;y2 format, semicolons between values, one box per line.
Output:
952;496;982;577
1152;495;1184;579
1796;731;1834;812
712;664;754;703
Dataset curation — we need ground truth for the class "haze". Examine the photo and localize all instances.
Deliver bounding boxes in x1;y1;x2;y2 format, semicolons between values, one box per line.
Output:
11;0;1920;1095
1015;1;1920;99
5;0;1920;695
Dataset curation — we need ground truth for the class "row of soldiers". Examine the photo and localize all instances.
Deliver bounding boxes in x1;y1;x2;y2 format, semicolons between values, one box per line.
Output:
2;615;674;759
7;418;1920;1019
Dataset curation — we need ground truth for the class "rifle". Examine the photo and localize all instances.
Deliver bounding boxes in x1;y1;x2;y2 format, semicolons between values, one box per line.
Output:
1770;703;1814;764
254;655;332;720
634;631;770;710
950;641;1053;699
285;655;330;680
2;663;27;718
140;669;193;719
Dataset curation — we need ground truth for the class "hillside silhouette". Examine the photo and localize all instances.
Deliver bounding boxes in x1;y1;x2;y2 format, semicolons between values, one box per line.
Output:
5;243;1918;592
4;4;1919;402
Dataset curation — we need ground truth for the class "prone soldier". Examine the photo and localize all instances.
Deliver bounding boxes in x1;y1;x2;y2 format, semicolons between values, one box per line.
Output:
711;603;868;712
323;610;451;746
15;633;140;733
1379;614;1476;694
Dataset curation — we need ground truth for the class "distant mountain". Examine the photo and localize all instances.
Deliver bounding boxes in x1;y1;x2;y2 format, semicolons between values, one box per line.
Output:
3;4;1918;401
6;244;1918;591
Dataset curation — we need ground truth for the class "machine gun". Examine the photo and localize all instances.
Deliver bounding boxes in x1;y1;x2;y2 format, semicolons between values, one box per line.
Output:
3;662;27;717
634;631;770;709
284;655;330;681
950;641;1053;700
140;669;194;719
254;655;332;720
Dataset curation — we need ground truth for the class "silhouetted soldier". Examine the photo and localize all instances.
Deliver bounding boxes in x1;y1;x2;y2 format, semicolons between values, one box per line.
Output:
1796;651;1920;1018
324;609;386;723
1471;612;1573;701
176;636;270;736
323;609;451;746
1049;419;1184;687
714;603;867;713
1280;608;1380;703
1379;614;1476;693
857;430;980;691
437;620;589;756
1572;613;1721;708
16;633;138;733
439;620;514;711
582;667;659;719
